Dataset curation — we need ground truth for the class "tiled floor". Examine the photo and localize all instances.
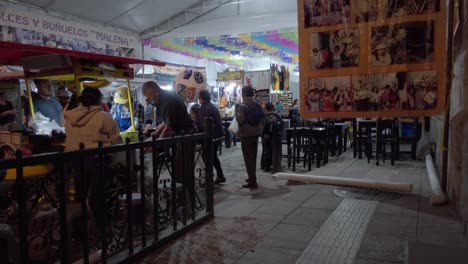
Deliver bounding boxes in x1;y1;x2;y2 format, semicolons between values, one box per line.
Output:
142;143;468;264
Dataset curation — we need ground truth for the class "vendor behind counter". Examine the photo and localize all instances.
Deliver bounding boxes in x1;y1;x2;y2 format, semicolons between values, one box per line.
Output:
32;79;63;126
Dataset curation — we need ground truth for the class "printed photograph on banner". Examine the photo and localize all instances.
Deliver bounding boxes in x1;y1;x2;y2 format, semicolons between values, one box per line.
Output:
304;0;351;27
356;0;378;22
309;29;358;70
89;42;107;55
407;70;437;110
0;27;12;42
385;0;440;18
371;21;434;66
119;47;136;58
15;28;42;46
106;45;120;56
305;76;353;112
352;72;407;111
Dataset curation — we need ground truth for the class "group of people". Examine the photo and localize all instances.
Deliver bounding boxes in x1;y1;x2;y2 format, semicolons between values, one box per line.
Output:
1;80;287;190
311;41;358;70
305;0;351;27
305;84;353;112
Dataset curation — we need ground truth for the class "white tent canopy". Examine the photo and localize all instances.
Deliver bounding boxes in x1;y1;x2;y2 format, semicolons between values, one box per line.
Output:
1;0;300;85
2;0;297;37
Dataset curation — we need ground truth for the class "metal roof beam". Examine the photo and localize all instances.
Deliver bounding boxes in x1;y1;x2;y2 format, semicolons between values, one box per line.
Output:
0;0;140;34
142;0;242;39
104;0;150;25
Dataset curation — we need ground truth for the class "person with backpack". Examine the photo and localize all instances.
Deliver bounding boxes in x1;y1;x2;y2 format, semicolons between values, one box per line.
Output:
195;90;226;184
235;86;265;189
261;102;284;173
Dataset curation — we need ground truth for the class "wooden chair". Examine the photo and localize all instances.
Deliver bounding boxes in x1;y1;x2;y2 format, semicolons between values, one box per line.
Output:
376;118;397;166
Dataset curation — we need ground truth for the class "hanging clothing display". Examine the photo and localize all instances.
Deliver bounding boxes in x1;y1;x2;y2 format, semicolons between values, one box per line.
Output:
285;68;290;91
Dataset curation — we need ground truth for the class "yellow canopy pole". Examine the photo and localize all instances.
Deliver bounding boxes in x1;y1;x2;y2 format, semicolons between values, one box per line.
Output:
74;77;82;97
79;82;84;95
25;79;35;117
126;79;136;132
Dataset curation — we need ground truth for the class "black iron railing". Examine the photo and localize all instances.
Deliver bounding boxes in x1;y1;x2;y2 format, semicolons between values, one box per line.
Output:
0;119;215;264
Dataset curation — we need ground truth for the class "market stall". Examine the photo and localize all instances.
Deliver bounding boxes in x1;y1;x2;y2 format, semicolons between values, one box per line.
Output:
0;41;165;149
216;70;243;117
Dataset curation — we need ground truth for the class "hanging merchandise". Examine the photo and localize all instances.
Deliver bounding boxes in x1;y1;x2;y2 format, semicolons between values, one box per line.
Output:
270;64;275;88
285;68;290;91
273;65;280;91
279;66;286;91
216;71;244;112
299;0;447;118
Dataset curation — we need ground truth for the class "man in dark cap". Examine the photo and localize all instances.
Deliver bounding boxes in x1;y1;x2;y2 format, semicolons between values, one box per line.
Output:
196;89;226;184
235;86;265;189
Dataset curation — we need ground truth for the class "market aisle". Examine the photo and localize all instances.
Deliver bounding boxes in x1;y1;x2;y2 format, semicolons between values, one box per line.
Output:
142;143;468;264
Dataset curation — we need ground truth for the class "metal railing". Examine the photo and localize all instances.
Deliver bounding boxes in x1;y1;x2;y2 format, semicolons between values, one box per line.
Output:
0;119;215;264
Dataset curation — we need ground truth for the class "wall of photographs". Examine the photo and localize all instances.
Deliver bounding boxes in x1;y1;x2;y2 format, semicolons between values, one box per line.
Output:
299;0;448;118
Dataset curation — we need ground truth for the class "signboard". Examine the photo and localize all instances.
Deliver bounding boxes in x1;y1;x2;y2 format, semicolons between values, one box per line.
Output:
175;68;208;103
217;71;243;81
298;0;447;118
0;7;138;58
155;63;205;84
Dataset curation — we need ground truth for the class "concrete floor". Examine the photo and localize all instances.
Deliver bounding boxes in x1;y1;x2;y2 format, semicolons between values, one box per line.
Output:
142;143;468;264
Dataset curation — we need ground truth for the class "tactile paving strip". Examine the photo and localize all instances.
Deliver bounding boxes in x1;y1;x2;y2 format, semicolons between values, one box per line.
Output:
295;199;378;264
334;187;402;201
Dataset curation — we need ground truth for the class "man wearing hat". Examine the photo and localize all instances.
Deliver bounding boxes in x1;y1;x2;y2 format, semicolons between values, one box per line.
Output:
310;48;324;70
235;86;265;189
111;86;142;132
372;43;392;65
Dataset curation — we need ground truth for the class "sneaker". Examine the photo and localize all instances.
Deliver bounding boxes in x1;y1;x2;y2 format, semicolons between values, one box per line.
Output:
214;177;226;184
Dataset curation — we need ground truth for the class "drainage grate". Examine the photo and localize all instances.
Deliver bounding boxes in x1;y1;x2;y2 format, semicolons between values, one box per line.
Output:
334;187;402;201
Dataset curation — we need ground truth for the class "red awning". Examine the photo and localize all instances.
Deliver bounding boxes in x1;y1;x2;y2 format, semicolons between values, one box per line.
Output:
0;41;165;67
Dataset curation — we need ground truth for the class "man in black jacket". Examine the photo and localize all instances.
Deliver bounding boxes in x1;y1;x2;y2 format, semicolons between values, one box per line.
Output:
261;102;284;173
196;89;226;184
235;86;265;189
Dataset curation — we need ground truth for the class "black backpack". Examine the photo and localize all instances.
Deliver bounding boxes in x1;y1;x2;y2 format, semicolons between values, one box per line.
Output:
270;113;284;133
244;102;265;126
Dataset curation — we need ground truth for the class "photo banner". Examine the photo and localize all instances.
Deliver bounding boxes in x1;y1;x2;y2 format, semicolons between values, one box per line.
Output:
0;7;138;58
298;0;448;118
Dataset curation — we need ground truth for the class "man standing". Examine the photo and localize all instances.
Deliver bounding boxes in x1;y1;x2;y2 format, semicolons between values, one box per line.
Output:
142;81;195;138
142;81;196;216
196;90;226;184
235;86;265;189
261;102;284;173
33;79;63;126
